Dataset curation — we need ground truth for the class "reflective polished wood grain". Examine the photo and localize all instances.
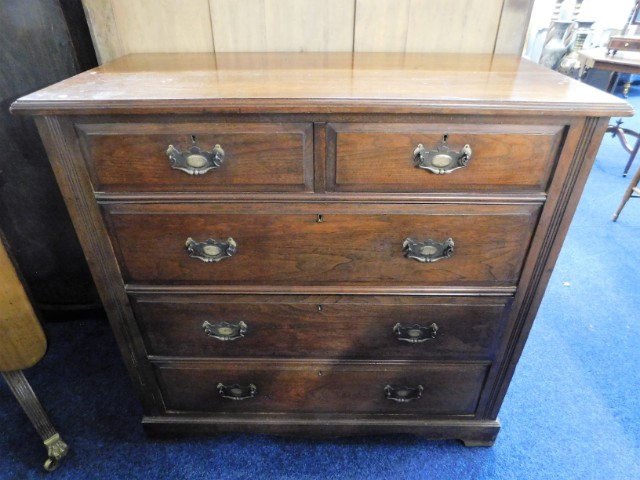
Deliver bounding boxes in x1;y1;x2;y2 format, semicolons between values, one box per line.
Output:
12;53;632;116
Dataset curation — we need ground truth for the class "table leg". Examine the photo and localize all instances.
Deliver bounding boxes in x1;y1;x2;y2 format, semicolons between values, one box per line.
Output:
612;164;640;221
623;135;640;177
606;123;640;176
2;370;69;471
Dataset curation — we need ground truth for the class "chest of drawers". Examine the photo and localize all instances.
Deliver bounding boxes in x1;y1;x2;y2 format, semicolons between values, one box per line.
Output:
12;53;631;446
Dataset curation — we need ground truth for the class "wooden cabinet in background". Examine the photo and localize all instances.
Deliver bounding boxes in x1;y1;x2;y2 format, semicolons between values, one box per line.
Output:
11;52;631;446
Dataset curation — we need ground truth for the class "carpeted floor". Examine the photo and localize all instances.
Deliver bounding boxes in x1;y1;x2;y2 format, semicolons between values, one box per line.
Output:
1;88;639;480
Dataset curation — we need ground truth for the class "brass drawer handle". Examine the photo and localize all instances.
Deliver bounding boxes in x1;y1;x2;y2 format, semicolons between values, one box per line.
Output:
217;383;257;401
166;139;225;175
393;322;438;343
202;320;247;341
185;237;236;263
413;137;471;174
403;237;454;263
384;384;424;403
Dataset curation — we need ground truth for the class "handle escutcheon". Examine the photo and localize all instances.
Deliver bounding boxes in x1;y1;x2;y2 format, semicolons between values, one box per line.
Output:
384;384;424;403
413;140;471;175
202;321;247;341
393;322;438;343
167;142;225;175
186;237;236;263
217;383;257;401
403;237;454;263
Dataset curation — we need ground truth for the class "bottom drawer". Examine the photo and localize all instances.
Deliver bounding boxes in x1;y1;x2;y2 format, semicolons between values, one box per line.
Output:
155;361;489;416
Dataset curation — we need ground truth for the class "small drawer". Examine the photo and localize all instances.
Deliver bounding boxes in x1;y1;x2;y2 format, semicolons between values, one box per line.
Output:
103;202;540;287
132;294;510;361
326;122;564;193
76;122;313;193
154;360;489;416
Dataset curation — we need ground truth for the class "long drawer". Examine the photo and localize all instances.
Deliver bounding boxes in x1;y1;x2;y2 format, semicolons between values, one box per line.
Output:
76;122;314;193
326;122;564;193
154;360;489;416
132;294;510;360
103;203;540;287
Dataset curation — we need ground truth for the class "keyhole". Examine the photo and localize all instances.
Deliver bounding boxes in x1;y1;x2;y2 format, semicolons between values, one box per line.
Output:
316;214;324;223
317;304;323;312
191;134;197;144
443;134;448;143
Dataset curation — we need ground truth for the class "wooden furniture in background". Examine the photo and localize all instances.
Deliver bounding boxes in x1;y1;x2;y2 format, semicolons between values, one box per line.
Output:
81;0;534;64
579;48;640;176
579;48;640;96
607;35;640;55
0;233;69;471
11;52;630;446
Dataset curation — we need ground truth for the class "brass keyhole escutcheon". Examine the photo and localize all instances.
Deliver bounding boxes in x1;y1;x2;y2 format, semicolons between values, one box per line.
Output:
316;214;324;223
167;134;225;176
413;137;471;175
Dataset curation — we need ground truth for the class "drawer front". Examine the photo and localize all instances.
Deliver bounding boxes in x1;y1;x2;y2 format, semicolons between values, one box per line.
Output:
77;122;313;193
155;361;489;415
326;123;564;193
132;295;510;360
104;203;540;287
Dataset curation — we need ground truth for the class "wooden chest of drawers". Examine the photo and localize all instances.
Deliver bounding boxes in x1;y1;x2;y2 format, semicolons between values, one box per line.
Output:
12;53;631;446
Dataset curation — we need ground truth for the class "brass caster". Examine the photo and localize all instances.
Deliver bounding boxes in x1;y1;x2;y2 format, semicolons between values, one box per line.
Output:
42;433;69;472
44;457;59;472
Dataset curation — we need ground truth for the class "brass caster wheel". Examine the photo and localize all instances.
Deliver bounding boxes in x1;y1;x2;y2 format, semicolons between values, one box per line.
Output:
44;457;59;472
42;433;68;472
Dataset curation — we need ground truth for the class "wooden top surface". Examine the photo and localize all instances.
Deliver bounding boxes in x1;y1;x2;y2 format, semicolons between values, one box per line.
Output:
11;52;633;117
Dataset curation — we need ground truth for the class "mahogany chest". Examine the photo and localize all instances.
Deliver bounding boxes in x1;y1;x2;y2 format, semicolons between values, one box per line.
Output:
12;53;631;446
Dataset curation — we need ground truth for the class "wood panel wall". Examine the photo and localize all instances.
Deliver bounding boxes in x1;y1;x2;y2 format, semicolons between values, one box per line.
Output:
82;0;534;64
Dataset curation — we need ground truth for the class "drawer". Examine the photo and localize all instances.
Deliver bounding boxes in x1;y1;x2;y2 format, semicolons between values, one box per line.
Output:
132;295;510;360
76;122;313;193
104;203;540;287
326;123;564;193
154;360;489;416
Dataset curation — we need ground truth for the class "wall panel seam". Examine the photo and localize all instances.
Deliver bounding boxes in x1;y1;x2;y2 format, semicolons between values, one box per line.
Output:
492;0;508;56
207;0;216;53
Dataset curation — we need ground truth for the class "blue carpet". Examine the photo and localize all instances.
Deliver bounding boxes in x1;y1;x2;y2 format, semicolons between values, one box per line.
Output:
1;90;640;480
